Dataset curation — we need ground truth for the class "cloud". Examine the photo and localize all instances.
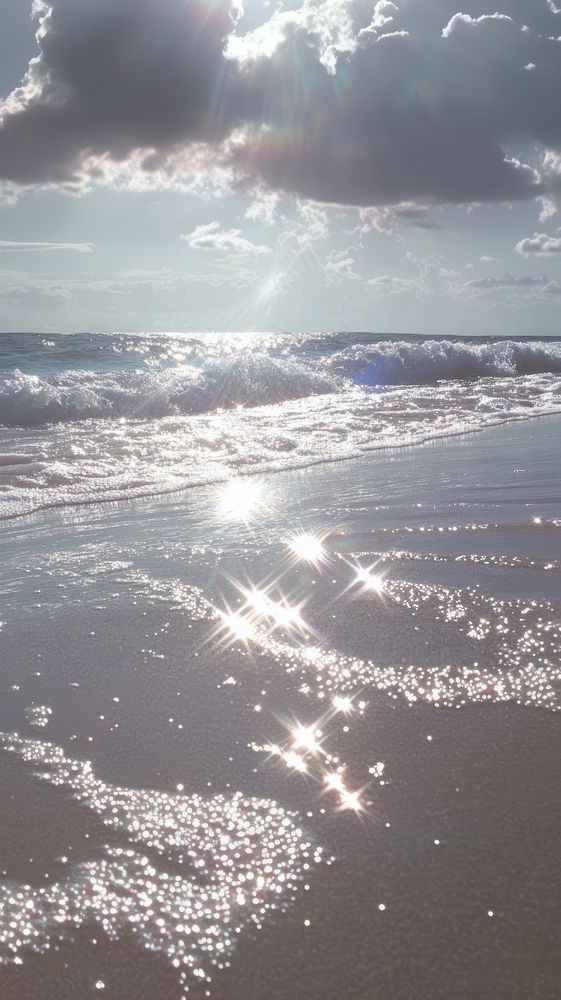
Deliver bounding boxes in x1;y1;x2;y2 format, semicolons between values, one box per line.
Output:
466;272;552;289
0;0;240;186
395;208;441;231
0;241;94;253
0;276;72;307
231;9;543;207
358;204;440;234
244;191;281;225
180;222;270;254
515;232;561;255
441;12;514;41
325;249;360;281
367;274;421;296
1;0;561;208
462;271;561;296
276;201;330;253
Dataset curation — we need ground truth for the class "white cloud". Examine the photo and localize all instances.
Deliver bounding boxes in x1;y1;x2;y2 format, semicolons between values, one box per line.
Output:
467;272;551;289
0;276;72;307
180;222;271;255
325;249;360;281
514;232;561;255
244;191;280;225
441;12;513;41
276;201;330;254
0;241;94;254
367;274;421;296
226;0;358;75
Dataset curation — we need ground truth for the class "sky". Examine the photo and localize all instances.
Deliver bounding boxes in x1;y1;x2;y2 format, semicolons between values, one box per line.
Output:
1;0;561;334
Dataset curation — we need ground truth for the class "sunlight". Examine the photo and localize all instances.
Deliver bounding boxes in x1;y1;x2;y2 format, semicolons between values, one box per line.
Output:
353;562;386;594
323;771;345;793
323;771;364;812
217;478;263;522
291;724;322;756
239;583;308;634
215;607;255;646
288;532;327;567
337;787;364;813
332;695;354;714
283;750;308;773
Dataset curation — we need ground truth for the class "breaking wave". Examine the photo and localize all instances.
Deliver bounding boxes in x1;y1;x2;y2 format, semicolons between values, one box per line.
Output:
1;333;561;518
1;337;561;427
0;356;338;427
331;338;561;386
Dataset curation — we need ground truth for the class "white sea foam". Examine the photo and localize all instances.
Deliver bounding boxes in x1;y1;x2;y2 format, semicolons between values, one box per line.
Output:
0;356;338;427
1;339;561;427
2;373;560;519
1;336;560;518
330;338;561;385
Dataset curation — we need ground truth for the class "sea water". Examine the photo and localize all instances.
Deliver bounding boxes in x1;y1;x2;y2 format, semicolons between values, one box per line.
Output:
1;331;561;518
0;332;560;999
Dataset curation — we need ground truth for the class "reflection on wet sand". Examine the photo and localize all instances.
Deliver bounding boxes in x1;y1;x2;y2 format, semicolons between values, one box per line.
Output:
0;735;324;996
210;550;561;712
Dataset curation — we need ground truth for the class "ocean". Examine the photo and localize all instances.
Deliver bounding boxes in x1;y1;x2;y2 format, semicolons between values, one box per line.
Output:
1;331;561;518
0;331;560;1000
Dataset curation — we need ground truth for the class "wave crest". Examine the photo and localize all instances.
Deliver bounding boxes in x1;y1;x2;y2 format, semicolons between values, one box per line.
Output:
331;339;561;386
0;355;338;427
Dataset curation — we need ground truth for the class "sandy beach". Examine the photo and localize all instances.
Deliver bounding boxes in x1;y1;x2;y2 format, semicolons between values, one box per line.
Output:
3;0;561;994
1;415;560;999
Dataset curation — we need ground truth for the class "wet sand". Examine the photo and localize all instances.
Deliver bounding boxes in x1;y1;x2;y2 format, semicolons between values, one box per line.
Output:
0;416;560;999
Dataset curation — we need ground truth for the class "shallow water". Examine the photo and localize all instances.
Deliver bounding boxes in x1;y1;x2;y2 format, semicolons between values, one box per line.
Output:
2;331;561;518
0;416;560;998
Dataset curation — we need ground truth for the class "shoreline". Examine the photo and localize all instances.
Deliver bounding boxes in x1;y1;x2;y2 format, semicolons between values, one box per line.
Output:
0;405;560;999
3;407;561;526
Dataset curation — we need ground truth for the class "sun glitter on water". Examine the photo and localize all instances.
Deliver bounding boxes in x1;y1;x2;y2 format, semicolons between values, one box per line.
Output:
352;562;386;594
218;479;265;522
288;533;327;567
0;734;325;996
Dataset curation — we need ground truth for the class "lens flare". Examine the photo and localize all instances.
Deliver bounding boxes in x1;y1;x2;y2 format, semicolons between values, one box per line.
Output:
214;607;255;647
291;725;322;756
323;771;364;813
353;563;385;594
239;584;308;635
338;787;364;813
323;771;345;792
288;533;327;566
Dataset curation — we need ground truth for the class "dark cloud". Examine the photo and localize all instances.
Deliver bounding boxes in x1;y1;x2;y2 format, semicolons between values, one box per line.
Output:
1;0;561;206
394;208;441;230
0;0;239;184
